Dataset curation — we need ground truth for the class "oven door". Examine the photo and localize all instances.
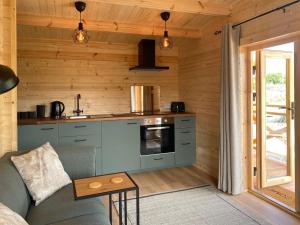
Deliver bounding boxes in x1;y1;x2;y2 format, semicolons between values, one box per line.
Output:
140;124;174;155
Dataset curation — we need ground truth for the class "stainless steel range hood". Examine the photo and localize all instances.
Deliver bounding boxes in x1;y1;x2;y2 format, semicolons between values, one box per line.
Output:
129;39;169;71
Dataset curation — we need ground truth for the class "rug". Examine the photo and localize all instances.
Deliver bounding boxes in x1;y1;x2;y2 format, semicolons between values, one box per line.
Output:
114;185;272;225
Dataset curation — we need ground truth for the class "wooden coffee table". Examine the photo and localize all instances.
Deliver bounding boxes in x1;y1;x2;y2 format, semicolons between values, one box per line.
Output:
73;172;140;225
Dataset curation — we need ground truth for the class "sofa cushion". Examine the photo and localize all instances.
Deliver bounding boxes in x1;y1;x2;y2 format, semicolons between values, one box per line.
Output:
0;202;29;225
11;143;72;206
0;152;31;218
26;184;110;225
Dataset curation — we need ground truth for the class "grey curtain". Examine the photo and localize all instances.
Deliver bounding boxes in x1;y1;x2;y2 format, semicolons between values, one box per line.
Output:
218;24;243;195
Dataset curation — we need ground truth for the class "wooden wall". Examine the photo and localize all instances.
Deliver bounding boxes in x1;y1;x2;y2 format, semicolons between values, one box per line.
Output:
178;18;225;178
179;0;300;179
17;37;179;115
0;0;17;157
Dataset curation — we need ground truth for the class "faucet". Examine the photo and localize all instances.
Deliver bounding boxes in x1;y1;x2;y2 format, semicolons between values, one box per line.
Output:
73;94;83;116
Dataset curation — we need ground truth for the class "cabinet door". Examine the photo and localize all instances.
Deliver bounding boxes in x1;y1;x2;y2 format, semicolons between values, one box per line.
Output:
175;126;196;165
18;124;59;151
102;120;140;173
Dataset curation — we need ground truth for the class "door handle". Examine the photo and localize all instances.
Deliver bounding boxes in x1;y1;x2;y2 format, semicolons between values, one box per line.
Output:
181;131;191;134
153;158;163;161
74;125;87;128
127;122;137;125
181;143;191;146
41;128;54;131
147;126;170;130
280;102;295;120
74;139;87;142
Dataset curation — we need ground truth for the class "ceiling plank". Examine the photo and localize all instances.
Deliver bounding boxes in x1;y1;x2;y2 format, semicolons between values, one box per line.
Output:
90;0;232;16
17;14;202;38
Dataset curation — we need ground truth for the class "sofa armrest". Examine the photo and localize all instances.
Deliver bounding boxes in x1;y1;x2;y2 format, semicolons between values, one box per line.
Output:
55;146;96;180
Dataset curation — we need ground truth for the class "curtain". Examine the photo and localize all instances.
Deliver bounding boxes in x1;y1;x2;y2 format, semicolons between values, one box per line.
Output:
218;24;243;195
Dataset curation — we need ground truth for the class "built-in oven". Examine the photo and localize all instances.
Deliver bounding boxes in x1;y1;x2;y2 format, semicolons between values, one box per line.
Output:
140;117;174;155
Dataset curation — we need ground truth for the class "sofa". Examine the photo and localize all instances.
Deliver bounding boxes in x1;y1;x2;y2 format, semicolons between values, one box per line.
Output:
0;146;111;225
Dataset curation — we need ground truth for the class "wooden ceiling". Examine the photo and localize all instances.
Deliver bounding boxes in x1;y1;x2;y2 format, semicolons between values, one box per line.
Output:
17;0;241;40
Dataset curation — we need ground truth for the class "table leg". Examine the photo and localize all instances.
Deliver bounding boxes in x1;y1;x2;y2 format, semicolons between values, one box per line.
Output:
124;191;127;225
109;194;112;224
119;192;122;225
136;188;140;225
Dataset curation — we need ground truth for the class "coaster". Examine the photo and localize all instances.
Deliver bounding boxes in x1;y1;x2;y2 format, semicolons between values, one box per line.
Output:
111;177;124;184
89;182;102;189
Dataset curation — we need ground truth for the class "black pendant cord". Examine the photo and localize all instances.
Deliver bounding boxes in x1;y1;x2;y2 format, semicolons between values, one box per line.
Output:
214;0;300;35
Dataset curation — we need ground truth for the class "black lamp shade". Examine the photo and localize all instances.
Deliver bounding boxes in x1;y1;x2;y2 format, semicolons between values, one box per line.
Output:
0;64;19;94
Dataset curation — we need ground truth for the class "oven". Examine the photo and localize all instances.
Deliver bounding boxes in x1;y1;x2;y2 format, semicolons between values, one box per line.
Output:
140;117;174;155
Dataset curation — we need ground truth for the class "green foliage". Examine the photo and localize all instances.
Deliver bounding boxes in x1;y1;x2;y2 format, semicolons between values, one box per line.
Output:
266;73;284;84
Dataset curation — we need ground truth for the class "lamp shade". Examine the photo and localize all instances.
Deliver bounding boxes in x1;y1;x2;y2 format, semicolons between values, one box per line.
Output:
0;64;19;94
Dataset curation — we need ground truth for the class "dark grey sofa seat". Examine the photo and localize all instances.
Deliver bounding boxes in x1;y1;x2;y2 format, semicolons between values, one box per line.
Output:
0;146;110;225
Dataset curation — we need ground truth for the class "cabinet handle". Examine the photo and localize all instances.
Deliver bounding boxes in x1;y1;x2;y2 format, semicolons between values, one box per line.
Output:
181;131;191;134
41;128;54;131
74;139;87;142
153;158;163;161
74;125;87;128
181;119;190;122
181;143;191;146
127;122;137;125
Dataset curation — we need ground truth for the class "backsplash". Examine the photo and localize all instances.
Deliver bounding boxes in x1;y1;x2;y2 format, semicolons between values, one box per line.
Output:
17;39;179;116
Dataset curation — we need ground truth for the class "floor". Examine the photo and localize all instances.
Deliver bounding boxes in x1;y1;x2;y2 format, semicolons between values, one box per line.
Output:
101;166;300;225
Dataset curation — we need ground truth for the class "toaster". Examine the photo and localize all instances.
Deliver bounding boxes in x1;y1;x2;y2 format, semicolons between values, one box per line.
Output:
171;102;185;113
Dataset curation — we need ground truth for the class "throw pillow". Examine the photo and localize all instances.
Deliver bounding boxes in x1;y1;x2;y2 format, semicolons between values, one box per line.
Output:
11;142;71;206
0;202;29;225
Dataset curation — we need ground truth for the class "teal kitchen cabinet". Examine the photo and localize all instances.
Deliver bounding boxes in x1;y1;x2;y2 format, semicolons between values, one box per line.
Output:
141;153;175;170
18;124;59;151
102;120;141;173
175;117;196;165
58;122;102;175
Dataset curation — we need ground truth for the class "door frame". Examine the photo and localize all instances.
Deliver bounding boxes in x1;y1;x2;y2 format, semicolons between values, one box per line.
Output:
244;38;300;213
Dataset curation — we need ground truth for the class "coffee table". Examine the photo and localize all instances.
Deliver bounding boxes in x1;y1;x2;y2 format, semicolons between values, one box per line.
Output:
73;172;140;225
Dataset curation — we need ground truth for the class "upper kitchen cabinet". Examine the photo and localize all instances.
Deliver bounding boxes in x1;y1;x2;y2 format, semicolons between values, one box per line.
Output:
102;119;141;173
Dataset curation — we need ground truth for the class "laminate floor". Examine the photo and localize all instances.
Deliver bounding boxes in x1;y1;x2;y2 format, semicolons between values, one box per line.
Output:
101;166;300;225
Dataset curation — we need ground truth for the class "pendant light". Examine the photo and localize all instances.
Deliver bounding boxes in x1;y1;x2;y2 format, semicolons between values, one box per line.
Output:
73;1;89;44
160;12;173;49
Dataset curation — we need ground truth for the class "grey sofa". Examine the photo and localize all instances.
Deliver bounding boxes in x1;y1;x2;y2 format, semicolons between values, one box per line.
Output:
0;146;111;225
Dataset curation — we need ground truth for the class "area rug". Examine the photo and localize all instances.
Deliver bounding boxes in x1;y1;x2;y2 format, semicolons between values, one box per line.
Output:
114;185;272;225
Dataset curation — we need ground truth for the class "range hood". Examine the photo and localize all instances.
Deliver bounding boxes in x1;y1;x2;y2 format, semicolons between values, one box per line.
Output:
129;39;169;71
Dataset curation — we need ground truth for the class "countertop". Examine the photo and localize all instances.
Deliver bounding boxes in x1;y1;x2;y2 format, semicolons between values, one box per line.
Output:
18;112;195;125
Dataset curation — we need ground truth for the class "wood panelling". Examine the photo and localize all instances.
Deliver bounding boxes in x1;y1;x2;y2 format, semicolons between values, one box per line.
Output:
88;0;233;16
17;14;202;38
0;0;17;157
17;38;179;116
178;18;225;178
231;0;300;46
178;0;300;185
16;0;239;31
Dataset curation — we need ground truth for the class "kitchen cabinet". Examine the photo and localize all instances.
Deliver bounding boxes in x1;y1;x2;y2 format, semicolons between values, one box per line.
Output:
58;122;102;175
141;153;175;169
18;124;59;150
18;114;196;174
175;117;196;165
102;120;141;173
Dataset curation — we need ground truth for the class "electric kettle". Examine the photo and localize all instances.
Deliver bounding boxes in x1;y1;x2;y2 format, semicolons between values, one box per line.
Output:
50;101;65;119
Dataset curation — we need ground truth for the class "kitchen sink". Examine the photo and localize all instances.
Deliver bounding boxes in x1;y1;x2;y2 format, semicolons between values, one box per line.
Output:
67;114;113;120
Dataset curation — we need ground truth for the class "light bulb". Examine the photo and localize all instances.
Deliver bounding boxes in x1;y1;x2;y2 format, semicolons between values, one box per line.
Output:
73;22;89;44
160;31;173;49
